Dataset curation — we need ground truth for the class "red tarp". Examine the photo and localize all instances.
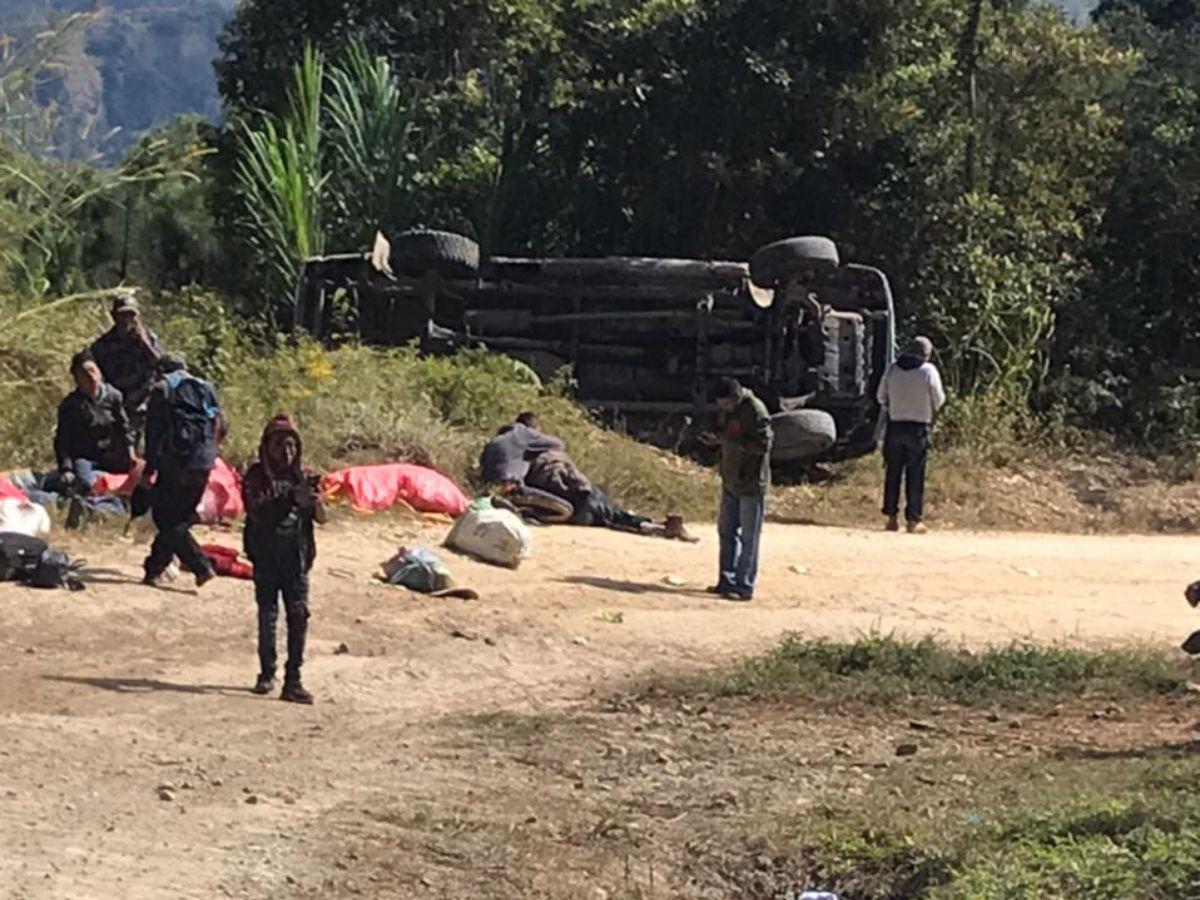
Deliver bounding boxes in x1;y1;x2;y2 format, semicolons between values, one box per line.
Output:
201;544;254;580
322;463;469;517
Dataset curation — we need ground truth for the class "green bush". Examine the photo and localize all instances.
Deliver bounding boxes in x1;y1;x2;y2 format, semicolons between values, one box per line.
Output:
797;762;1200;899
715;634;1188;708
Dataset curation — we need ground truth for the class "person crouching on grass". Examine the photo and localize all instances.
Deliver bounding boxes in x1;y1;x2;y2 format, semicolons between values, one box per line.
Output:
241;414;326;704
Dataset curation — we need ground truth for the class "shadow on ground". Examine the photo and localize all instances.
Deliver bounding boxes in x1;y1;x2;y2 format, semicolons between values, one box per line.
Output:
558;575;709;596
44;675;253;697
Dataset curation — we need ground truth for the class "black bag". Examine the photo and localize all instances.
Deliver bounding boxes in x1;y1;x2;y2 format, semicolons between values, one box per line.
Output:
0;532;48;582
29;549;85;590
0;533;84;590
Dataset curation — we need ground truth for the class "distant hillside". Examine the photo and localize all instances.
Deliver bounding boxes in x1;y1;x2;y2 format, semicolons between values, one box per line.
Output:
0;0;1101;162
0;0;234;161
1057;0;1100;22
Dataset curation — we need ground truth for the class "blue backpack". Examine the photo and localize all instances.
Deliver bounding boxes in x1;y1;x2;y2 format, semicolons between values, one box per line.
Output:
159;373;220;470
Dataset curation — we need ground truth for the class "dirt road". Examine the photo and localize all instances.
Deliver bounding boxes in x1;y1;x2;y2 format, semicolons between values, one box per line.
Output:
1;519;1195;898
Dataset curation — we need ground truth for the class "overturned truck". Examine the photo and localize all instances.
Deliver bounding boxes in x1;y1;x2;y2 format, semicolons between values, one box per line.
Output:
294;230;896;465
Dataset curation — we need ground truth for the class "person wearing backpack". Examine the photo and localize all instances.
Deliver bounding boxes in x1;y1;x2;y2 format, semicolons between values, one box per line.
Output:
141;355;224;587
241;414;326;704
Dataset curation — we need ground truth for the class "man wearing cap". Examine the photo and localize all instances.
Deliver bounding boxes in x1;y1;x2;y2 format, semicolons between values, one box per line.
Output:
91;291;163;423
877;335;946;534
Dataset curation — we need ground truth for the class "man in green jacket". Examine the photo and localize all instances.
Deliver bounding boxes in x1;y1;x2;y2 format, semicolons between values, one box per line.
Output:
710;377;773;601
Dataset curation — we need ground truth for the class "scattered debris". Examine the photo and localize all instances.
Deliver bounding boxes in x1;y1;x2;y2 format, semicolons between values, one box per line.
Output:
895;742;920;757
789;564;810;575
156;785;175;802
334;642;350;656
663;575;686;587
598;611;624;625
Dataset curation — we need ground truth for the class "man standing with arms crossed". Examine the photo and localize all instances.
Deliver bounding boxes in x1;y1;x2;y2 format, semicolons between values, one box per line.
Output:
877;335;946;533
710;377;773;602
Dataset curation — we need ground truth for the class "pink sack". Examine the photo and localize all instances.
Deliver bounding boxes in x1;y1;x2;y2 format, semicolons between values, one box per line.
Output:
196;458;244;524
92;458;243;523
323;463;469;516
0;478;27;501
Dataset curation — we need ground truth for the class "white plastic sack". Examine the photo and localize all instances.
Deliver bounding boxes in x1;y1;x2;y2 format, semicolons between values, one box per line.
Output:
444;506;532;569
0;497;51;539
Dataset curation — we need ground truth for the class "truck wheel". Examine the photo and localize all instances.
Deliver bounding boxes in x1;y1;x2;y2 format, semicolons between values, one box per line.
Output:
750;236;839;288
770;409;837;462
391;229;480;278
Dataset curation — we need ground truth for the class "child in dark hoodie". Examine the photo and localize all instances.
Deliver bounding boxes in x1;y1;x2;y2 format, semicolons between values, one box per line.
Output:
241;414;326;704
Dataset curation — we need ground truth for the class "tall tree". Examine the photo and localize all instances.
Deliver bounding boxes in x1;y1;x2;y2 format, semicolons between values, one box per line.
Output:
1054;1;1200;451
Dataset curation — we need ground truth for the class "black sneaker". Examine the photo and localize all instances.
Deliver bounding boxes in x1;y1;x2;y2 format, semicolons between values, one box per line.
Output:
722;591;753;603
252;674;276;695
280;682;314;705
195;568;216;588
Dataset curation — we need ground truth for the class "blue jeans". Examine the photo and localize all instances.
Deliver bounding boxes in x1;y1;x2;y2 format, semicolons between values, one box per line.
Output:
44;459;100;495
717;489;766;597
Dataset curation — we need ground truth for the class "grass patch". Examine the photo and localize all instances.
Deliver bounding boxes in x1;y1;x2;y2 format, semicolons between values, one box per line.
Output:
788;760;1200;899
0;289;715;519
708;634;1189;708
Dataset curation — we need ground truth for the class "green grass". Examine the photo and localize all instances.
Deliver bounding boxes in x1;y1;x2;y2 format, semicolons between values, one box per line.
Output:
0;288;716;518
708;634;1190;708
791;760;1200;899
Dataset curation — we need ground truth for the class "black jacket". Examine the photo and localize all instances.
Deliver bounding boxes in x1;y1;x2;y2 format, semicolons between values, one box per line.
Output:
91;326;162;413
241;463;318;574
54;383;133;473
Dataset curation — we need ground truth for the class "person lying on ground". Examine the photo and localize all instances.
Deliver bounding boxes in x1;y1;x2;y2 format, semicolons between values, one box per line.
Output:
141;354;223;588
91;291;163;425
50;350;137;496
512;425;694;540
479;411;564;485
242;414;326;705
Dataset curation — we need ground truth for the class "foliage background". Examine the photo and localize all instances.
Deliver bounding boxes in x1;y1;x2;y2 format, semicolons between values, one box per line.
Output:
0;0;1196;479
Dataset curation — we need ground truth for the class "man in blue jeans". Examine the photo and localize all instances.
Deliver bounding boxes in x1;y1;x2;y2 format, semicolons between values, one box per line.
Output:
709;378;773;602
52;351;136;494
877;336;946;533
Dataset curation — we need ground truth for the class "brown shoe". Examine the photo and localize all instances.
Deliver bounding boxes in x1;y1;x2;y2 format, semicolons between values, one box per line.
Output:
907;521;927;535
886;516;900;532
663;515;700;543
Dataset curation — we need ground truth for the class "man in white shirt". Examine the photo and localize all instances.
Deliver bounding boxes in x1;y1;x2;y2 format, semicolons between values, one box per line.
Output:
876;336;946;533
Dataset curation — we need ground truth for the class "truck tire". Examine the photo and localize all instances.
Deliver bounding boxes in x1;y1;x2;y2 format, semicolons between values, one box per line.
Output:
770;409;837;462
391;229;480;279
750;236;839;288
